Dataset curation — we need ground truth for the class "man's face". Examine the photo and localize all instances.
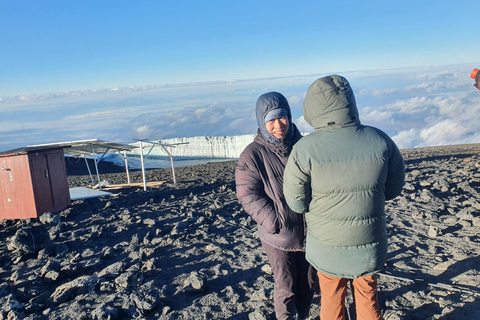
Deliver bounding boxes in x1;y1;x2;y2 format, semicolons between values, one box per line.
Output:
265;117;289;140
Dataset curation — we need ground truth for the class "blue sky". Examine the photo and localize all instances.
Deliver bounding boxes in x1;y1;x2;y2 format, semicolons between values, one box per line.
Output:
1;1;480;152
2;1;479;95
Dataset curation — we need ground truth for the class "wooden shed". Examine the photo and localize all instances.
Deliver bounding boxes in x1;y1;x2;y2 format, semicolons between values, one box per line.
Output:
0;146;71;220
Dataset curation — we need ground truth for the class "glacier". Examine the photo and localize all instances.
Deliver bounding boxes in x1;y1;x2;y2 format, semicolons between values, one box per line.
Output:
130;134;257;158
105;133;316;169
104;134;257;169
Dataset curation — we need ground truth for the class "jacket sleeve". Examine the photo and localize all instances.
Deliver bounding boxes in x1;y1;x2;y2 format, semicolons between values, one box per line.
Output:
385;140;406;200
235;152;280;234
283;148;311;213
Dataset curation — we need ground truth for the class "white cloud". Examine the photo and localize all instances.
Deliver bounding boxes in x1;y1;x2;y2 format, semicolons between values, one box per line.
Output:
295;116;314;133
391;128;423;149
410;70;462;81
393;118;480;149
0;121;27;133
387;91;480;148
419;119;468;146
371;88;400;96
360;107;397;125
68;110;113;119
194;108;209;117
136;125;151;134
287;93;306;108
228;118;257;134
3;64;480;151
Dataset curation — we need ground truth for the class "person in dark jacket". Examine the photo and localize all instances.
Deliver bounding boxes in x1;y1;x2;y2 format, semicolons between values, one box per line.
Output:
236;92;316;320
284;75;405;320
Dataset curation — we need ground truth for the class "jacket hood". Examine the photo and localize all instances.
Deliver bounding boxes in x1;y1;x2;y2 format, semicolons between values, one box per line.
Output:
303;75;360;130
256;92;294;144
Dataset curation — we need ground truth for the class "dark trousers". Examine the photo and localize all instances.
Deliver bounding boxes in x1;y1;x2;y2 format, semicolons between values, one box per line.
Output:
262;240;316;320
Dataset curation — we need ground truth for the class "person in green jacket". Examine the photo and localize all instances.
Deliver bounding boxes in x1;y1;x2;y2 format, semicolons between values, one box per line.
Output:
283;75;405;320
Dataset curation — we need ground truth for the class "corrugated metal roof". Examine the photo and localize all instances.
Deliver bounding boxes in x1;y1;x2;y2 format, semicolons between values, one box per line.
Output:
1;145;68;156
2;139;136;157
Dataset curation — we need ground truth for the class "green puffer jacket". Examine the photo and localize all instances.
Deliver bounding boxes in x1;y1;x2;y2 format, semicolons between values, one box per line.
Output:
283;75;405;278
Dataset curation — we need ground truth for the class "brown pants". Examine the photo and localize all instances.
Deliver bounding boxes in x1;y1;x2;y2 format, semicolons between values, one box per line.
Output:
318;272;382;320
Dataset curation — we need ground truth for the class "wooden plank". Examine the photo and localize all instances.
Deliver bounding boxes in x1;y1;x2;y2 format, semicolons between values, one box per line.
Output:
91;181;166;190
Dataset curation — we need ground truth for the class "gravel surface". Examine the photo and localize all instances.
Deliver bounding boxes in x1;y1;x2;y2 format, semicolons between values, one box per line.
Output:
1;143;480;319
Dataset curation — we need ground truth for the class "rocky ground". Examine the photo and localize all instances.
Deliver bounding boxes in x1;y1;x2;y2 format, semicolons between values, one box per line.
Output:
1;143;480;319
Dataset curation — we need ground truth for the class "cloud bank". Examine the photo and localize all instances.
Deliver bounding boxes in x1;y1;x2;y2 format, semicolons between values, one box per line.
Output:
1;64;480;151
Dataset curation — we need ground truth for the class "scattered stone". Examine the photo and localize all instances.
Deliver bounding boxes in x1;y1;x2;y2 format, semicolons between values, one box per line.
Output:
383;310;406;320
128;250;144;261
428;226;441;238
81;248;95;258
49;275;99;304
205;244;219;252
130;289;160;312
9;270;22;283
99;281;115;292
472;217;480;227
91;304;119;320
403;183;415;191
183;271;206;294
458;220;472;228
37;249;49;260
410;170;422;179
433;178;449;192
446;207;456;215
37;260;61;277
39;212;61;225
419;190;433;202
1;294;25;312
44;270;61;282
0;310;26;320
249;309;268;320
141;258;158;274
27;274;38;281
456;208;476;221
419;180;431;187
1;153;479;319
143;218;156;226
103;201;114;209
115;271;141;288
9;229;35;254
250;289;267;301
60;262;83;278
91;225;103;235
48;223;65;240
101;247;113;259
70;252;81;263
97;261;126;278
442;217;458;226
130;234;140;246
412;211;425;220
261;264;273;275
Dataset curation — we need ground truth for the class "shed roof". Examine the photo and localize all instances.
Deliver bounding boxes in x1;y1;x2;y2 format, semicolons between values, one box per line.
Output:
0;145;68;157
2;139;136;157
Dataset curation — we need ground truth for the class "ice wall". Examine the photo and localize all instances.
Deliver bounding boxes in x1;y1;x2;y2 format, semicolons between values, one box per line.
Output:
129;134;256;159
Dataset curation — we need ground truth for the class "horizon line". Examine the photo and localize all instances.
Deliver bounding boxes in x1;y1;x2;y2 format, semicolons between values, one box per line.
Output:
2;62;478;101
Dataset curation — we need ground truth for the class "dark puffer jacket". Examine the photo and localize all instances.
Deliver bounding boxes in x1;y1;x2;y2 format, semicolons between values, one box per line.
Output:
235;92;306;251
